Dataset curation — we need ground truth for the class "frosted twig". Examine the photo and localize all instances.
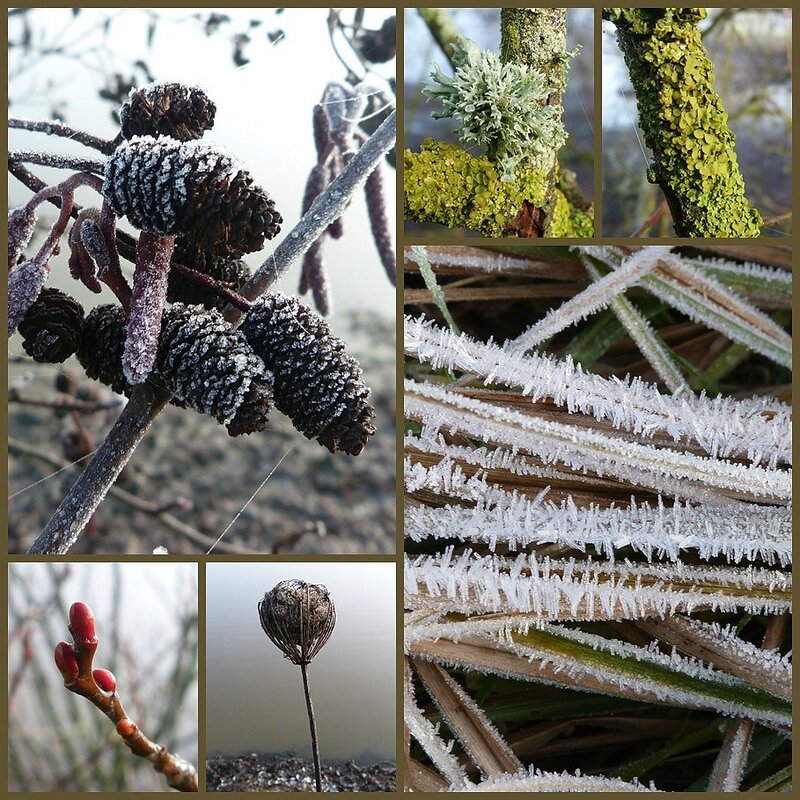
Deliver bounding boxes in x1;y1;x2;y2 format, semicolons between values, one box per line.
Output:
228;110;395;318
8;116;116;154
8;149;106;173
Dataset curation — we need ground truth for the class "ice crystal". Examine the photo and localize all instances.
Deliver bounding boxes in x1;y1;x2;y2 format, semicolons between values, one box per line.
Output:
404;459;791;565
404;549;791;623
404;316;791;468
405;380;791;502
510;247;668;352
456;767;657;792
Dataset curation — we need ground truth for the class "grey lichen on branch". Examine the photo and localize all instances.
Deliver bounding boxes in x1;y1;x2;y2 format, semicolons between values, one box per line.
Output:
404;9;592;238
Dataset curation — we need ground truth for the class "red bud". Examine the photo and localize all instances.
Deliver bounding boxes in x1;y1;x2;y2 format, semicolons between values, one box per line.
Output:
54;642;79;681
68;601;96;642
116;718;136;737
93;668;117;692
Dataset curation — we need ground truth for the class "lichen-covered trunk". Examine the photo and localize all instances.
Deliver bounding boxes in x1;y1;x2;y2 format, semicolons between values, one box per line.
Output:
605;8;762;237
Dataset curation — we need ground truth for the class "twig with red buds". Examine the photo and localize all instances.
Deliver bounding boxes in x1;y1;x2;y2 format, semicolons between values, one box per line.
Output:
54;602;198;792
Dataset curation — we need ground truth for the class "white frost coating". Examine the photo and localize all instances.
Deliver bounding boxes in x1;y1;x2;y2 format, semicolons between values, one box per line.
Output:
415;660;522;777
403;460;791;564
8;260;49;337
404;692;469;787
509;247;670;353
405;381;792;502
406;246;550;274
707;720;753;792
404;549;791;621
404;316;792;468
667;617;792;695
7;205;38;268
456;767;657;792
504;638;791;730
687;255;792;288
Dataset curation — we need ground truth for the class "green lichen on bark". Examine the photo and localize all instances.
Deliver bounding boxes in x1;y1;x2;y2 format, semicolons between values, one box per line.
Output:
404;139;547;237
604;7;762;237
404;8;591;237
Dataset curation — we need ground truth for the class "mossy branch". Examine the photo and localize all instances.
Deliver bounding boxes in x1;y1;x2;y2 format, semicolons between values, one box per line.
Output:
603;8;762;237
405;9;592;237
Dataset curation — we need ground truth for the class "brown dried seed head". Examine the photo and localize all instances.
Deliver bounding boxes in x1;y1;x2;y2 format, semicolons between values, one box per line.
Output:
18;288;85;363
258;580;336;665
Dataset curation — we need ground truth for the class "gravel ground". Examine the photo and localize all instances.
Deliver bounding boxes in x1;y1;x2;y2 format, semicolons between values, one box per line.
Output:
8;311;396;555
206;753;396;793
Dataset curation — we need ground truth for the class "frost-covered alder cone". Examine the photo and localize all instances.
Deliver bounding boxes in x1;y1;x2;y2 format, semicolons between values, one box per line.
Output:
78;304;273;436
258;580;336;665
18;288;85;363
240;293;376;456
119;82;216;141
103;135;282;259
167;241;252;309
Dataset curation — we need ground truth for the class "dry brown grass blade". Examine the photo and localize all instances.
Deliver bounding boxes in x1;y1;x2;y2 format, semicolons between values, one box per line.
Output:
411;656;523;778
406;757;451;792
635;616;791;701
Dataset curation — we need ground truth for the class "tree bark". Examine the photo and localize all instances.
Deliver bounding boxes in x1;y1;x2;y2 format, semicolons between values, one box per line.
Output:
603;8;762;237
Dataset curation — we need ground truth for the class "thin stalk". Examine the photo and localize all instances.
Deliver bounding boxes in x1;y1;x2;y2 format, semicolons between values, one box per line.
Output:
301;662;323;792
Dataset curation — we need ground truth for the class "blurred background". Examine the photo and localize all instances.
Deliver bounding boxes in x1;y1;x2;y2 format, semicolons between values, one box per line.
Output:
7;8;397;555
205;562;395;763
404;7;595;237
602;8;792;237
7;562;197;792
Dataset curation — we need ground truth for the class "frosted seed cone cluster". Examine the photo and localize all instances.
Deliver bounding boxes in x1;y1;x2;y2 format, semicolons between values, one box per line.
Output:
120;82;216;142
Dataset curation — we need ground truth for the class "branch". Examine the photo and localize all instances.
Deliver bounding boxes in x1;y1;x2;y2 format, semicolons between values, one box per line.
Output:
54;602;198;791
27;385;171;554
229;109;396;320
9;437;259;555
8;116;117;154
27;113;396;554
603;8;762;237
8;149;106;173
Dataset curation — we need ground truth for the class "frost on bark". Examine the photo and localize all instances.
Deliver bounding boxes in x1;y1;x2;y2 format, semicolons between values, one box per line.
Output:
404;8;593;238
603;8;762;237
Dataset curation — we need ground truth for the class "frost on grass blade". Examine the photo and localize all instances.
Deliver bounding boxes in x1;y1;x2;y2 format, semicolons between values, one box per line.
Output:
405;381;791;502
404;316;791;468
456;766;658;792
404;549;791;622
509;247;669;353
404;460;791;565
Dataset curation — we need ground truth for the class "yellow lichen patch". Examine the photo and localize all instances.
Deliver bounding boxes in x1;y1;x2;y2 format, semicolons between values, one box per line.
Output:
404;140;547;237
605;7;762;237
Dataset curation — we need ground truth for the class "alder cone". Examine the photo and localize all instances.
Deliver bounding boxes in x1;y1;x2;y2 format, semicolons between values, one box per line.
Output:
78;303;273;436
77;305;130;396
120;82;216;141
103;136;282;259
156;304;273;436
240;293;376;455
167;242;252;309
18;288;85;363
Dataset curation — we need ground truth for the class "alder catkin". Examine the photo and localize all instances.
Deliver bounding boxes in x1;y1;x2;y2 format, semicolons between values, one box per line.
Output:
78;303;273;436
18;288;85;363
